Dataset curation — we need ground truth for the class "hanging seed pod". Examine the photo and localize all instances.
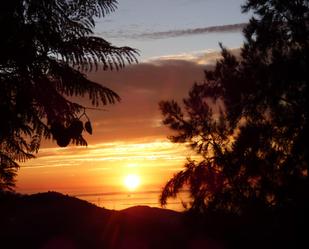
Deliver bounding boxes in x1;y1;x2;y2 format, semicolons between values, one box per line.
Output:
50;122;66;140
68;119;84;138
85;121;93;135
56;133;71;147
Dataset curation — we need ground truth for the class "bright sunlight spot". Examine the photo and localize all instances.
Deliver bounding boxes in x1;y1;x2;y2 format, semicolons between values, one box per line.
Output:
124;174;140;191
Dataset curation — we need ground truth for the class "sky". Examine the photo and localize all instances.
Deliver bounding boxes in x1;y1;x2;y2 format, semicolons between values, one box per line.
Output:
95;0;249;61
17;0;250;205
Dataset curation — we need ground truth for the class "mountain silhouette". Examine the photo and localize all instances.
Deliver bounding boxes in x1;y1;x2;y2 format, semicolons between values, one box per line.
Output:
1;191;306;249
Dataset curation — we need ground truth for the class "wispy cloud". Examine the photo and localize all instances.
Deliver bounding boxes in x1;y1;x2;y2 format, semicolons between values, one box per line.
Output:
96;23;246;41
148;48;241;65
137;23;246;39
20;140;191;170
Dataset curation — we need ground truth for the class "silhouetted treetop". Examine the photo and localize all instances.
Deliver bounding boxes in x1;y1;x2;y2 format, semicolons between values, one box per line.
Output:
1;0;137;71
0;0;138;190
160;0;308;214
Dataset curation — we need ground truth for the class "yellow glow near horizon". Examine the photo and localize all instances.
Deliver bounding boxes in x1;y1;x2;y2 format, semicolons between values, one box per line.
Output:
17;140;193;193
124;174;140;191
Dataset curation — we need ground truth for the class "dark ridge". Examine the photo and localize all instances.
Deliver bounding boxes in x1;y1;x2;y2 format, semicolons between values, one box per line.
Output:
0;191;307;249
0;192;197;249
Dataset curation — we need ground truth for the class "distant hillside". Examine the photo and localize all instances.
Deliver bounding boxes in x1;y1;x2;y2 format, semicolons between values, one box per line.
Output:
0;191;306;249
0;192;220;249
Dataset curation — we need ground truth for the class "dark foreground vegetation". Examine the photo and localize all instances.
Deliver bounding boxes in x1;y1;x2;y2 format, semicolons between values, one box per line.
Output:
160;0;309;214
0;191;307;249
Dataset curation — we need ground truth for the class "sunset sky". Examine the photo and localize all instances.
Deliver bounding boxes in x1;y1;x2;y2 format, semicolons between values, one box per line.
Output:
17;0;249;201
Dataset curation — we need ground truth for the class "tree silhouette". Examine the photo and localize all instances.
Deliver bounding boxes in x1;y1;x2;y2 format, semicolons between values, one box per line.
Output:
160;0;309;213
0;0;138;190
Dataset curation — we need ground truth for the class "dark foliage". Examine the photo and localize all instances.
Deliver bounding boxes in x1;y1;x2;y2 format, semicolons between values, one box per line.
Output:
160;0;309;214
0;0;138;190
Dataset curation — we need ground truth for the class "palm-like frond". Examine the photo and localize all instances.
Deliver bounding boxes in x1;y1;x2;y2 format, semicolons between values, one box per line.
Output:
60;36;138;71
50;60;121;105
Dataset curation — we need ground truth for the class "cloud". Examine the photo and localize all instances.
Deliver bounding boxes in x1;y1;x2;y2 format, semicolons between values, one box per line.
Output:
147;48;241;65
31;49;241;148
22;140;190;168
58;49;240;144
137;23;246;39
96;23;246;41
82;59;205;141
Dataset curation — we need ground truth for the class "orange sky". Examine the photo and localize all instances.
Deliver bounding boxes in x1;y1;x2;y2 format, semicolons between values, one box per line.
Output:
17;52;227;196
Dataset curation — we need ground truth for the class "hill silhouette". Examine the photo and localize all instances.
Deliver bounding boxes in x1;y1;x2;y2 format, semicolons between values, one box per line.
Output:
0;192;221;249
0;191;307;249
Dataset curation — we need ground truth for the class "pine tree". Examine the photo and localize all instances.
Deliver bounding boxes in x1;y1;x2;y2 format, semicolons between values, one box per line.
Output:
160;0;309;213
0;0;138;190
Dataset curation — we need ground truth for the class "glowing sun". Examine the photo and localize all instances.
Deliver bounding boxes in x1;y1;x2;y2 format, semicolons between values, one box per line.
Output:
124;174;140;191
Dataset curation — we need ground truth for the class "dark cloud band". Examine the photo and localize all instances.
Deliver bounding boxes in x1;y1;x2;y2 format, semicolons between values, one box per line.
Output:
137;23;246;39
